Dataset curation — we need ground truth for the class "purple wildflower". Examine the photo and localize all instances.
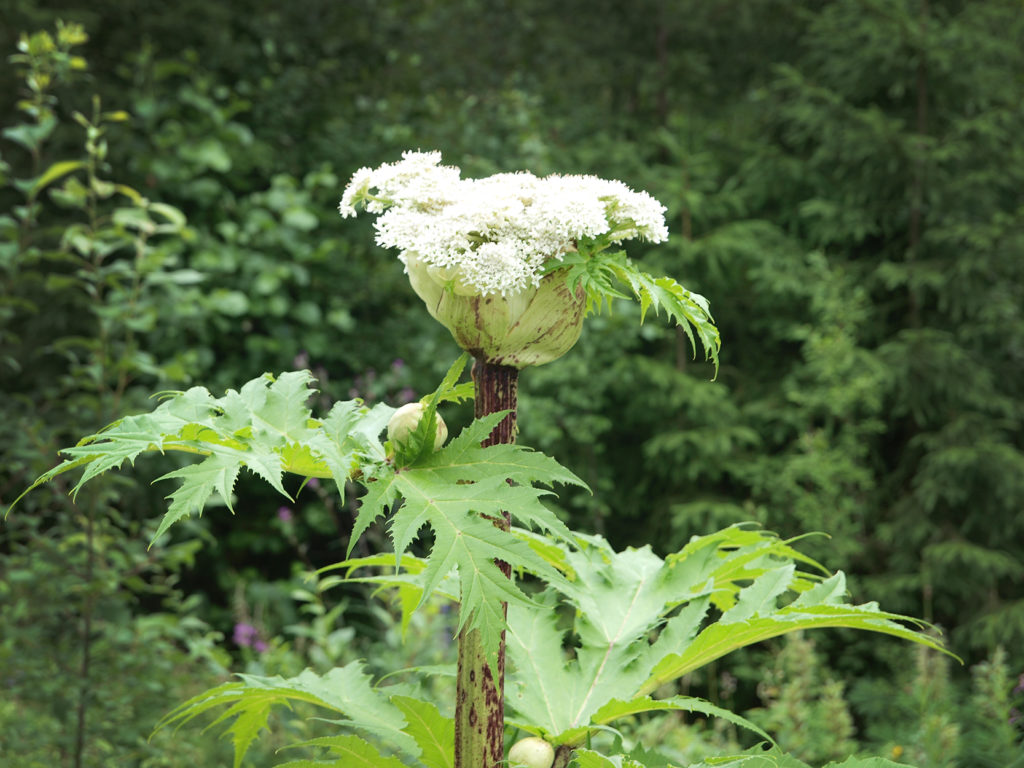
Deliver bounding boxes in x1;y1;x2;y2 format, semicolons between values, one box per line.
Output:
233;622;258;648
398;386;417;404
277;506;293;523
233;622;269;653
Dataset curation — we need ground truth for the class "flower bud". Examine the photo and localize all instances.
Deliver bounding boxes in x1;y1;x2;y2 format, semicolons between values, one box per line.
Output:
386;402;447;451
509;737;555;768
405;253;585;368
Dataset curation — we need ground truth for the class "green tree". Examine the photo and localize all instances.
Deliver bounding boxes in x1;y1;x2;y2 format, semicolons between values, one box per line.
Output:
746;0;1024;657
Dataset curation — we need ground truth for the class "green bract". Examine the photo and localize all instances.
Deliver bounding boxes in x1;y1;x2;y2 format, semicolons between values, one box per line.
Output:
406;254;586;368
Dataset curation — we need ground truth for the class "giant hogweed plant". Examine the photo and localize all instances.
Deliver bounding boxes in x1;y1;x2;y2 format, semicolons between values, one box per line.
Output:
10;152;947;768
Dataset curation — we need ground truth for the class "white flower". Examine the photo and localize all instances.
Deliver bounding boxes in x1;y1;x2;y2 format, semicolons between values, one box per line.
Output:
338;151;668;297
337;166;374;217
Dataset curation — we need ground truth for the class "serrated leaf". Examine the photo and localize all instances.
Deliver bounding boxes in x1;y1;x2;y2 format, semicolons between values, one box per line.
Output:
350;474;400;555
397;353;470;466
205;698;273;768
689;746;907;767
551;249;720;374
60;414;170;495
547;250;631;315
438;380;474;404
240;447;289;498
319;553;458;637
435;351;471;399
610;260;720;374
388;477;565;665
513;527;577;578
644;598;711;672
278;734;408;767
150;453;240;542
696;751;809;768
156;681;248;734
307;400;392;497
155;663;416;766
391;696;454;768
349;403;395;460
506;593;578;736
4;454;95;515
573;749;647;768
250;370;319;447
789;572;848;608
720;565;796;623
591;696;773;745
10;371;395;539
236;666;416;755
421;411;587;498
348;415;582;673
711;751;919;768
642;601;949;696
667;526;827;612
507;539;714;738
508;526;953;749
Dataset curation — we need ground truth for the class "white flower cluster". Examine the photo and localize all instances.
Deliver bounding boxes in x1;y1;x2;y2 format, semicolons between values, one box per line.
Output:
339;150;669;296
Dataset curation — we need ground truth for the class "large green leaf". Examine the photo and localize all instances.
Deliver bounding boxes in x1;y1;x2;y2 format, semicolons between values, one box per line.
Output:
590;696;772;744
572;749;647;768
276;734;409;767
155;663;416;767
390;696;454;768
639;583;948;696
690;747;915;767
341;356;587;672
351;417;585;672
506;538;714;741
507;526;951;747
6;371;393;541
11;363;586;674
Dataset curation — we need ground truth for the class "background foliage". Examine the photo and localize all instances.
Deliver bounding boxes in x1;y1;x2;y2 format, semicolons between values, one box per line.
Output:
1;1;1022;766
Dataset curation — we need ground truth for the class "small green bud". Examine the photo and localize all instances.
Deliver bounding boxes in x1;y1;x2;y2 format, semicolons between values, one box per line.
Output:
387;402;447;451
509;737;555;768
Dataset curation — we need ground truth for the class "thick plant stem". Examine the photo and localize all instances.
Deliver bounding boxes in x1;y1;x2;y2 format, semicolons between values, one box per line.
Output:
454;359;519;768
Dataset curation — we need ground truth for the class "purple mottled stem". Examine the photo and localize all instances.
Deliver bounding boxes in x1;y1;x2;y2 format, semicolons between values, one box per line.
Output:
454;359;519;768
